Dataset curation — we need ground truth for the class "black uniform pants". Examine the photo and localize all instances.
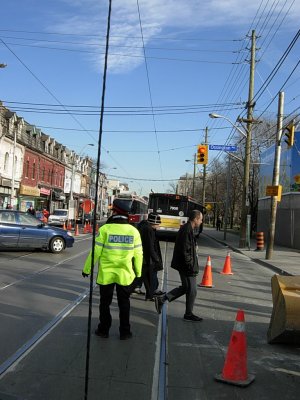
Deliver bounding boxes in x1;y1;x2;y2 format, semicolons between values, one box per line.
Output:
98;283;132;336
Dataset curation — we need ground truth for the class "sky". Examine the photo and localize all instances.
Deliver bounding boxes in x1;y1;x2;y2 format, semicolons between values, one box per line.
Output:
0;0;299;197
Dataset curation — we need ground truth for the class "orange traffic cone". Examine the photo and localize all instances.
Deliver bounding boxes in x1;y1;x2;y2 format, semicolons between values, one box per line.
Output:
83;222;88;234
67;220;72;231
63;222;66;230
198;256;214;288
74;224;79;236
220;252;233;275
215;310;255;387
87;221;92;233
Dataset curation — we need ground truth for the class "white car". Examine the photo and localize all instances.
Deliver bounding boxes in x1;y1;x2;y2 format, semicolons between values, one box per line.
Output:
47;209;69;226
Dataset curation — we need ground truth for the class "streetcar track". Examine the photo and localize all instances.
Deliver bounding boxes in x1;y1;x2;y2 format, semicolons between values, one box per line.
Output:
152;241;169;400
0;285;93;379
1;238;171;397
0;249;90;291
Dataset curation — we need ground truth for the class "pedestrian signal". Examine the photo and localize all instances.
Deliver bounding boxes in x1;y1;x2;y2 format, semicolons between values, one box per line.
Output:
197;145;208;164
284;122;295;147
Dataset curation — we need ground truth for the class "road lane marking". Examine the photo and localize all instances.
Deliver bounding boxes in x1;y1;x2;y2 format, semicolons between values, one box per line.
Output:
272;368;300;377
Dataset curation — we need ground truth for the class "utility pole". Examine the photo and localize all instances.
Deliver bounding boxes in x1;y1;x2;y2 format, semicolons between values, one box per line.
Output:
10;129;17;207
202;127;208;206
192;153;196;198
266;91;284;259
239;30;256;248
223;156;231;240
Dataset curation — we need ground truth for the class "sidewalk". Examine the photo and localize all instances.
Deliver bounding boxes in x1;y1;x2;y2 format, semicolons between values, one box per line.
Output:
204;226;300;276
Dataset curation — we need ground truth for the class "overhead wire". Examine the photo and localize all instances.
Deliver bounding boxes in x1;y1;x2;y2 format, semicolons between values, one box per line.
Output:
0;28;242;42
1;2;298;186
136;0;163;183
204;0;268;145
1;41;242;64
2;99;243;110
258;0;296;57
0;34;239;54
256;57;300;119
209;0;298;164
0;37;143;183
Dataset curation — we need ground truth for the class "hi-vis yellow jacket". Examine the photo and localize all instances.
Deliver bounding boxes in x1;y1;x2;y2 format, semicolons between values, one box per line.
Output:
83;222;143;286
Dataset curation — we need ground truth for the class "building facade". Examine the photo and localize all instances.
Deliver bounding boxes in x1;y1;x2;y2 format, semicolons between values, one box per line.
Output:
0;102;114;217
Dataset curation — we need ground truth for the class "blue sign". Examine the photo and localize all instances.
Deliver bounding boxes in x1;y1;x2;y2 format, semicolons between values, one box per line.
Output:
259;130;300;197
209;145;238;152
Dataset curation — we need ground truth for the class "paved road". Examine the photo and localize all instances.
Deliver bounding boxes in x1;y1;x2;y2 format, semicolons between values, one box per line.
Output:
0;233;299;400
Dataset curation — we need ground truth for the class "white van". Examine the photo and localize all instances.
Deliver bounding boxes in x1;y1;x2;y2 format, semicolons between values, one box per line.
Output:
47;209;69;226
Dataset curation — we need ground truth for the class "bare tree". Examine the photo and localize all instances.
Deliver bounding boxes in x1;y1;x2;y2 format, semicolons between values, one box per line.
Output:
167;181;177;194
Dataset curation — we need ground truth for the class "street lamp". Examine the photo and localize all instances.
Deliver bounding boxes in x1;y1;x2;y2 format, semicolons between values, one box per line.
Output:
79;143;95;157
209;112;251;248
209;113;247;137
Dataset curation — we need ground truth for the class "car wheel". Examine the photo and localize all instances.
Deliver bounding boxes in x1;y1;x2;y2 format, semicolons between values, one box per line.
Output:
50;237;65;253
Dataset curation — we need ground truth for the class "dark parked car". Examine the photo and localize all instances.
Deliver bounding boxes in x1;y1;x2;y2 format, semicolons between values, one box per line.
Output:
0;210;74;253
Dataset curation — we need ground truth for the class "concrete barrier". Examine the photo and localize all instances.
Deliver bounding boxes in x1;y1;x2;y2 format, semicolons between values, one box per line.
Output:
267;275;300;344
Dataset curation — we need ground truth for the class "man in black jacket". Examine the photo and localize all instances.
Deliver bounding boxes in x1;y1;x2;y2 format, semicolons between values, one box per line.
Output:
154;210;203;322
138;213;164;301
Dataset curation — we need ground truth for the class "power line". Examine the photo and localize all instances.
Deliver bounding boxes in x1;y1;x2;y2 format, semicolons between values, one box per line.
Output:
0;28;242;42
108;173;178;181
2;99;243;110
34;125;232;133
6;106;244;116
2;41;242;64
254;29;300;104
0;34;239;53
136;0;163;182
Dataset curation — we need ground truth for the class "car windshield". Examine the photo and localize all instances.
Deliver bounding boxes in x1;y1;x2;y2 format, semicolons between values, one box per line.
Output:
0;212;17;223
53;210;67;216
19;213;40;226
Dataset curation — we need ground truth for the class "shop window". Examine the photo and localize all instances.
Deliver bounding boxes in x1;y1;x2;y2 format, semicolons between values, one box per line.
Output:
25;160;29;178
32;162;36;179
4;152;9;172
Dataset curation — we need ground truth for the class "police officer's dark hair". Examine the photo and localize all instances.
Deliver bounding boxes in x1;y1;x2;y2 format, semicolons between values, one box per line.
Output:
188;209;202;221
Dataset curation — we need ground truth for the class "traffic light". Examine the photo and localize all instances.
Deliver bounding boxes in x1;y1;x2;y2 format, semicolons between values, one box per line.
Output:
197;145;208;164
284;122;295;147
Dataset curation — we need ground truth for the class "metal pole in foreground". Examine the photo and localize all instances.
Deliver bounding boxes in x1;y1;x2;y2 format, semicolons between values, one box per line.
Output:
266;91;284;260
84;1;112;399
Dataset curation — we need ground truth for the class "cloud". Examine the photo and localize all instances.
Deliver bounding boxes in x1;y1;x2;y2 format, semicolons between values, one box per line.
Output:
49;0;300;74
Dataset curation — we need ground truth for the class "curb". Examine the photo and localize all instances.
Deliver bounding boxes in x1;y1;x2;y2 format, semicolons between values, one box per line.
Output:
203;233;292;277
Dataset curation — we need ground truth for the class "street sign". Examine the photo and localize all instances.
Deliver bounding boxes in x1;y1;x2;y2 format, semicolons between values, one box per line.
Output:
266;185;282;201
205;203;212;211
209;145;238;152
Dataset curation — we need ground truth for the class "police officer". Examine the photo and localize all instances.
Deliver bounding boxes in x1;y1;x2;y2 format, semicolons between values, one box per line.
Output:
82;198;143;340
